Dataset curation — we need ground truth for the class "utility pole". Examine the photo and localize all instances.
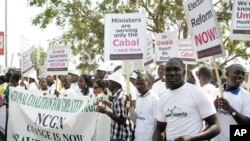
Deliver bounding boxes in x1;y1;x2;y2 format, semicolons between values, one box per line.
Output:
5;0;8;67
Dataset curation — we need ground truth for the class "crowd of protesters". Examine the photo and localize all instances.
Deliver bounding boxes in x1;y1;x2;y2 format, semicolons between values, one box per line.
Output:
0;58;250;141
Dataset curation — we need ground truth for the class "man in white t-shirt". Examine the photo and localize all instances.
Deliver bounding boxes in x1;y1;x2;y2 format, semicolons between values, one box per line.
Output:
153;58;220;141
135;74;159;141
198;66;217;101
59;75;77;96
213;64;250;141
151;64;166;97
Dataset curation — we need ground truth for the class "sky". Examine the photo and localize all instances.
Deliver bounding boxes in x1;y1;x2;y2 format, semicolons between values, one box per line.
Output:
0;0;61;70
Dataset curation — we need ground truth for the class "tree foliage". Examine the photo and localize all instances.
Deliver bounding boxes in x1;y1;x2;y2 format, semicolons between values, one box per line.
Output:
32;46;47;76
28;0;250;71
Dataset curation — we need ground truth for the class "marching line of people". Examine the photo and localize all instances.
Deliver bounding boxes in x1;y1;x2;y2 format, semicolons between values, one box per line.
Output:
0;58;250;141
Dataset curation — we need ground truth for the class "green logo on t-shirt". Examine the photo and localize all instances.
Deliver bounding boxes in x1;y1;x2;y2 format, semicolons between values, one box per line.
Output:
165;106;187;118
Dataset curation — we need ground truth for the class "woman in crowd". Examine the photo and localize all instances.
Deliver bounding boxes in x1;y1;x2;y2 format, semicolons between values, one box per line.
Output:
77;74;93;96
93;79;106;98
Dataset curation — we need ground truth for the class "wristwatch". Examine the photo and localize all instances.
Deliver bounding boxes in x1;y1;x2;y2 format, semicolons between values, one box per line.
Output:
231;111;237;117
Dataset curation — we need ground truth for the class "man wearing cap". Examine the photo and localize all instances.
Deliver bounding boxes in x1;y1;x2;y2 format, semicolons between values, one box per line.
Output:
22;69;38;91
68;70;81;94
213;64;250;141
95;64;107;80
96;73;132;141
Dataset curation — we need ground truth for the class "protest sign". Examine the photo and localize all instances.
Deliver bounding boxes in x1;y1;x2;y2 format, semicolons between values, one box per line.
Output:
177;39;196;64
183;0;225;61
8;87;111;141
104;13;146;60
144;35;154;66
155;32;177;63
46;47;70;75
230;0;250;40
21;47;35;74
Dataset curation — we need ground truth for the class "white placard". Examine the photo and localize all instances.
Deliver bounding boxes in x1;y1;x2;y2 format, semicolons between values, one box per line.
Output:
46;47;70;75
104;13;147;60
155;32;177;63
230;0;250;40
183;0;225;61
177;39;196;64
21;47;35;74
144;35;154;66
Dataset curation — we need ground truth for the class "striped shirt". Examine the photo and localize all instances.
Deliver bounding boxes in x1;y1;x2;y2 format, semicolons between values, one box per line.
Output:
110;89;132;140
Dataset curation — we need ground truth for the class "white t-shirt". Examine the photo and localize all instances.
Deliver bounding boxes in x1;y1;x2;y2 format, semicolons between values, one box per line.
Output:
157;83;216;140
71;82;81;94
151;80;167;97
39;89;55;95
201;83;217;101
59;87;77;97
135;90;159;141
27;82;38;91
213;88;250;141
48;82;56;92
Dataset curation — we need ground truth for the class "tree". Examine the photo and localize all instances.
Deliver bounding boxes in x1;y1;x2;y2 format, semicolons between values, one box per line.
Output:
32;46;47;77
28;0;250;71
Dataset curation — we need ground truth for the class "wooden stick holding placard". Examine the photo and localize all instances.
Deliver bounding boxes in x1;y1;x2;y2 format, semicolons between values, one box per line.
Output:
213;58;223;98
56;75;58;91
184;64;188;82
125;60;131;108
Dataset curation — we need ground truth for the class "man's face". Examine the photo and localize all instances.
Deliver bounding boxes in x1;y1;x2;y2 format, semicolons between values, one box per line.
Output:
39;78;48;90
136;76;149;94
62;76;71;89
107;80;117;93
46;75;53;85
96;70;106;80
70;74;79;83
227;65;245;88
78;76;87;90
165;60;185;90
158;65;165;78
